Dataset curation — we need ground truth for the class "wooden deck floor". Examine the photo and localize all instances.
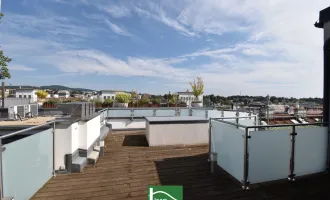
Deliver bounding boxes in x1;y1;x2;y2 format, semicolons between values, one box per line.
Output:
32;131;330;200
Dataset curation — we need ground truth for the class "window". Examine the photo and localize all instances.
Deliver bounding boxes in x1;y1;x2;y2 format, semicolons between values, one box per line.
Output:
24;95;27;98
19;95;22;98
181;97;183;100
112;96;114;100
28;95;31;99
104;96;106;100
107;96;110;99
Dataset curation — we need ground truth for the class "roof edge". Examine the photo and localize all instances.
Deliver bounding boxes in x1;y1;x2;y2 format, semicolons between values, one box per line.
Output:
315;6;330;28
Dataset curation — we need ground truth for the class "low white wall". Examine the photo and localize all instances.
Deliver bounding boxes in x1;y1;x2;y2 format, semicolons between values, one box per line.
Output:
78;115;101;150
87;115;101;148
54;122;79;170
146;123;209;146
108;119;146;130
71;123;79;153
78;121;88;149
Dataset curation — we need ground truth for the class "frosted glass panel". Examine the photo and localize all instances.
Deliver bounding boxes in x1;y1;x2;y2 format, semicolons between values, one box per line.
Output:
192;109;206;118
208;110;221;119
156;109;176;116
295;127;327;176
223;111;237;118
179;109;189;116
238;118;256;127
134;109;154;117
107;109;131;117
249;130;290;184
3;128;53;200
211;120;244;182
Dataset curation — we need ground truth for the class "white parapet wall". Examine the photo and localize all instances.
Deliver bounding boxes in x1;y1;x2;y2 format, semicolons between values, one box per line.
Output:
145;116;209;146
54;115;101;170
78;115;101;150
54;122;79;170
107;110;254;130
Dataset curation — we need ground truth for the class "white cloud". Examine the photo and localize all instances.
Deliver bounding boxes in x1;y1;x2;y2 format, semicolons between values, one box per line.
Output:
4;13;92;39
8;64;36;71
134;6;197;37
24;73;78;78
102;5;131;18
104;19;132;37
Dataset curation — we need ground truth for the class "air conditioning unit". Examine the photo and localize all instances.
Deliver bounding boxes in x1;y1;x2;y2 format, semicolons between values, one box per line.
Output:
8;106;17;120
30;104;38;117
8;105;29;120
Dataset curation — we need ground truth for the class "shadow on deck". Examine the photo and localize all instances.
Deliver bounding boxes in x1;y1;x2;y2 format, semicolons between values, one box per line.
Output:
31;131;330;200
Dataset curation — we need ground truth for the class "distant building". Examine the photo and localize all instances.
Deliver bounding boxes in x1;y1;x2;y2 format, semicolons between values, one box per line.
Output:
177;91;203;107
100;90;119;101
58;90;70;98
15;88;38;102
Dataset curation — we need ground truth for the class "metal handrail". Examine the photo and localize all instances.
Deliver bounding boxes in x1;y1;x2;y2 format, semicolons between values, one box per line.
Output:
211;116;257;120
104;107;215;110
245;122;328;129
0;120;56;140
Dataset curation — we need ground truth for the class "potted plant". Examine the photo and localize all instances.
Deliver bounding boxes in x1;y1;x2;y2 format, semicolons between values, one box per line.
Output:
138;98;149;107
92;99;103;108
169;94;178;107
114;92;131;108
102;98;113;107
190;77;204;107
151;98;160;107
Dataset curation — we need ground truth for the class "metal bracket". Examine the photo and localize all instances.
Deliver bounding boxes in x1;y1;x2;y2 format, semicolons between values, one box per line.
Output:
288;174;296;181
290;132;297;136
242;135;251;139
241;180;250;190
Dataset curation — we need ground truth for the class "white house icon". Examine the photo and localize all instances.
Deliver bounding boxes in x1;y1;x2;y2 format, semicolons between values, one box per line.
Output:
149;187;177;200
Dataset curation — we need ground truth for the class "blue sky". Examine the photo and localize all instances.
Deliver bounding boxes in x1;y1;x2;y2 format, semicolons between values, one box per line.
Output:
0;0;328;97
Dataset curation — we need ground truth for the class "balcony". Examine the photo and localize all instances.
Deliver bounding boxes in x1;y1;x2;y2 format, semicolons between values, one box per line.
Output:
0;107;329;199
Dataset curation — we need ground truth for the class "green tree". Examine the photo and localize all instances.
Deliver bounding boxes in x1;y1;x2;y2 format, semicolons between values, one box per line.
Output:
35;90;49;99
0;13;12;107
190;77;204;102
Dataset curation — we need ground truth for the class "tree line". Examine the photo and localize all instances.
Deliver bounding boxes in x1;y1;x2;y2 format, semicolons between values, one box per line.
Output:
203;95;323;106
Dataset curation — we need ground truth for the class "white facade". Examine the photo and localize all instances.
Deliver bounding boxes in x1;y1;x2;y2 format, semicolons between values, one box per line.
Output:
178;92;203;107
58;90;70;98
15;89;37;103
100;90;117;102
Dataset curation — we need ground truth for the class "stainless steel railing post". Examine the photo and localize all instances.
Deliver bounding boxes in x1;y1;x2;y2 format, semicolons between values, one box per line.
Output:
52;122;56;177
242;127;250;190
288;125;296;181
210;152;217;174
254;116;257;131
236;111;239;128
208;120;212;162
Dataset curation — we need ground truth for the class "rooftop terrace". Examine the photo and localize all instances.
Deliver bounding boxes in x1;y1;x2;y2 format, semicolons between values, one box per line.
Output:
31;131;330;200
0;117;55;126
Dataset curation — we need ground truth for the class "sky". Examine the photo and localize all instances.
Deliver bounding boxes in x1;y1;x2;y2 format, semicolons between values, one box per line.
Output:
0;0;329;97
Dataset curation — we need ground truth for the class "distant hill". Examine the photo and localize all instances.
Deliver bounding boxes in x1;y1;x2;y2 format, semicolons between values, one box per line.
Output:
5;85;95;92
40;85;94;92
